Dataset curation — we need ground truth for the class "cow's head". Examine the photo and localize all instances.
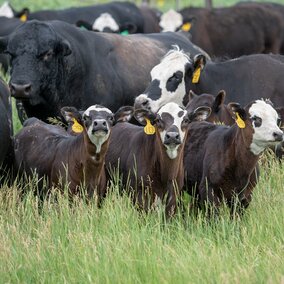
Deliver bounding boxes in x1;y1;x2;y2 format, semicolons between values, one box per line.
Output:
61;105;133;153
76;13;137;34
159;9;194;32
134;48;206;114
135;102;210;159
228;99;283;155
184;90;235;125
0;20;72;106
0;2;29;20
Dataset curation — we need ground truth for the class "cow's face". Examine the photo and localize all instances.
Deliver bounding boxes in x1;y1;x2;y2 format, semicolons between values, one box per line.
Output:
135;102;210;159
61;105;133;153
0;21;71;106
248;100;283;155
135;48;191;114
159;9;183;32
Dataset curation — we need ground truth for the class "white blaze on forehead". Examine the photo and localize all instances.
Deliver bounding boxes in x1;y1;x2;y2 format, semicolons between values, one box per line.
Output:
92;13;120;32
158;102;188;159
0;2;14;18
159;9;183;32
249;100;283;155
84;105;112;117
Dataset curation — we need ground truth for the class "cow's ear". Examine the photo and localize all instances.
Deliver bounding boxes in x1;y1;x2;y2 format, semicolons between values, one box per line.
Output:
227;102;246;121
14;8;29;21
114;106;134;123
188;106;211;122
0;37;8;53
182;90;197;107
212;90;226;113
134;109;156;126
120;22;137;34
180;16;195;32
61;106;82;123
56;39;72;56
193;54;206;71
76;20;92;31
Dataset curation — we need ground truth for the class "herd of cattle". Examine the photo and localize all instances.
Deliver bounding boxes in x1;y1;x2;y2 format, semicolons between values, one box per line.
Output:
0;1;283;217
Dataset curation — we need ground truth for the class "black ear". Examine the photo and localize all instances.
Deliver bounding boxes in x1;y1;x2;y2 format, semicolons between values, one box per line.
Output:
114;106;134;123
0;37;8;53
76;20;92;31
180;16;195;32
212;90;226;113
227;102;246;121
61;106;82;124
182;90;197;107
14;8;29;20
120;22;137;34
134;109;156;126
188;106;211;122
193;54;206;70
56;39;72;56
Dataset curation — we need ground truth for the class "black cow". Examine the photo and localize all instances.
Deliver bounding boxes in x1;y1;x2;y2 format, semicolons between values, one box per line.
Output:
0;77;13;183
0;20;208;122
27;2;145;34
160;6;283;58
135;48;284;113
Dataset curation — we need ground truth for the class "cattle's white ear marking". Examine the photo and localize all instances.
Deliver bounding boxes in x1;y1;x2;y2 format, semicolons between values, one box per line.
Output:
0;2;14;18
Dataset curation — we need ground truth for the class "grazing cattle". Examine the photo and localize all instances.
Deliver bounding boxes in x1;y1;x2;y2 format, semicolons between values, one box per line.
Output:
184;100;283;214
135;48;284;113
14;105;133;203
160;6;282;58
0;77;13;183
106;102;211;217
0;20;207;122
27;2;145;34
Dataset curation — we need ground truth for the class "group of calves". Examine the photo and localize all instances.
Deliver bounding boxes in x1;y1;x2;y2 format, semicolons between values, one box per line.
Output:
12;90;283;218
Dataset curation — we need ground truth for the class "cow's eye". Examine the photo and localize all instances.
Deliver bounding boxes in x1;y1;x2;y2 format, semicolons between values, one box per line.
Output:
41;50;53;61
108;115;114;122
83;115;90;121
251;116;262;127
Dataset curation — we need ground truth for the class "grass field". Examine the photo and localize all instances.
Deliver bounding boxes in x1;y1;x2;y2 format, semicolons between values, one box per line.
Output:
0;0;284;283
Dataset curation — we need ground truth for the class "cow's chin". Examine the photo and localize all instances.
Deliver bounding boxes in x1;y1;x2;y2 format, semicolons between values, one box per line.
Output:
27;94;46;106
165;144;180;159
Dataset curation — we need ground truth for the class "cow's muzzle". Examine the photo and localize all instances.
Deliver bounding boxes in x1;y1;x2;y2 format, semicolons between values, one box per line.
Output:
164;131;181;146
92;120;108;135
10;83;32;99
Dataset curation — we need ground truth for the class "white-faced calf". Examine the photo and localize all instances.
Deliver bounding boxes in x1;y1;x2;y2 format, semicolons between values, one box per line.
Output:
14;105;132;204
184;99;283;214
106;102;210;217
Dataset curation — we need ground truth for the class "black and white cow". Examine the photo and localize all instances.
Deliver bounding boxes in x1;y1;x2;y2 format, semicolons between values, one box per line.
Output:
0;1;28;19
0;20;208;122
135;47;284;113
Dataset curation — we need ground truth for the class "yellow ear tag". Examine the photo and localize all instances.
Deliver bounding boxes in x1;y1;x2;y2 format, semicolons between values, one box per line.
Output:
20;14;27;22
72;118;84;133
192;67;201;83
144;118;156;135
235;112;246;129
181;22;191;32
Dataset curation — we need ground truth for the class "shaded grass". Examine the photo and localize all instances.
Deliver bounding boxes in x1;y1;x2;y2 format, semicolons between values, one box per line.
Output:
0;154;283;283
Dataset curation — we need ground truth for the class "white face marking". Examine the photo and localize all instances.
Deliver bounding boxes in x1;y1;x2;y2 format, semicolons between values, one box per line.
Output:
83;105;113;153
136;48;191;113
249;100;283;155
159;9;183;32
0;2;14;18
92;13;119;32
158;102;188;159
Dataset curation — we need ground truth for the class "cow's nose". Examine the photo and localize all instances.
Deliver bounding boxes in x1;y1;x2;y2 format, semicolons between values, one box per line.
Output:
92;120;108;134
164;132;181;145
10;83;31;99
273;131;283;142
134;96;150;110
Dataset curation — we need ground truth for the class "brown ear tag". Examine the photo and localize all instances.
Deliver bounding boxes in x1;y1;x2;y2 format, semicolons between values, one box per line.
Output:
192;67;201;83
144;118;156;135
20;14;27;22
236;112;246;129
72;118;84;133
181;22;191;32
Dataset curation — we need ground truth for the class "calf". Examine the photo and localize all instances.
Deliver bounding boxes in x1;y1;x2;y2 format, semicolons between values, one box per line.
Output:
184;100;283;213
106;102;210;217
14;105;132;203
135;48;284;113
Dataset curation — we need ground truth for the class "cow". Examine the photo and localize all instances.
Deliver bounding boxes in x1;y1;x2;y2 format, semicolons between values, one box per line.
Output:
0;77;13;184
14;104;133;204
134;48;284;113
0;1;28;19
26;2;145;34
183;99;283;215
160;6;283;58
106;102;211;217
0;20;208;123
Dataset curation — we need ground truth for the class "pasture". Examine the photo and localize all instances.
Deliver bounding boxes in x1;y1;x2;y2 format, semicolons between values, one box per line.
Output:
0;0;284;283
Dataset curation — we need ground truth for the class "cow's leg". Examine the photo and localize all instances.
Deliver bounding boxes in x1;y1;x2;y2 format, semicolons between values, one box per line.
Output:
165;181;178;219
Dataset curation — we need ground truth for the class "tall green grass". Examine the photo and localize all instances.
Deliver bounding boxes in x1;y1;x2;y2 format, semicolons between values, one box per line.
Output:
0;153;283;283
